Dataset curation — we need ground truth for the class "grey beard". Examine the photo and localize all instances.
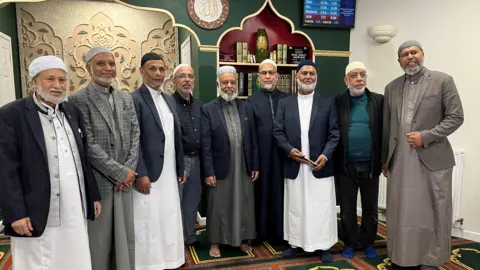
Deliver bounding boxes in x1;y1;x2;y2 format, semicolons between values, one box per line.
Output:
297;80;317;92
36;87;67;105
348;86;365;96
94;76;113;87
403;59;424;76
261;84;275;91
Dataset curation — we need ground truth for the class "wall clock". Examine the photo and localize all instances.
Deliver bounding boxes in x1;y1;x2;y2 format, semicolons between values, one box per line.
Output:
187;0;229;30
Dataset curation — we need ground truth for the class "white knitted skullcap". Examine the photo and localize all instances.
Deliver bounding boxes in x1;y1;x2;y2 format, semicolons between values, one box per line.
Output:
28;55;67;79
259;59;277;69
85;46;113;63
345;61;366;75
217;65;237;79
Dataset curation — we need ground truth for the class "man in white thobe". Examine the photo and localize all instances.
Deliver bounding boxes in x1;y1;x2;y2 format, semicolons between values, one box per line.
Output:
131;52;186;269
0;56;101;270
274;60;340;263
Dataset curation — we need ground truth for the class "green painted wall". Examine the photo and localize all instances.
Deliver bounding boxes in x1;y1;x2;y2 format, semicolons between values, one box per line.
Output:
0;3;21;99
178;27;201;99
122;0;351;102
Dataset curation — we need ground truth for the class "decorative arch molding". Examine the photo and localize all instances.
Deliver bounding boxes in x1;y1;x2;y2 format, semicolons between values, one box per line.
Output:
114;0;202;47
215;0;315;53
0;0;202;47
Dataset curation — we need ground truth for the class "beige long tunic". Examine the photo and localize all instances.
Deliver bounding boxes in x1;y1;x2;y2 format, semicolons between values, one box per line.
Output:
386;70;453;267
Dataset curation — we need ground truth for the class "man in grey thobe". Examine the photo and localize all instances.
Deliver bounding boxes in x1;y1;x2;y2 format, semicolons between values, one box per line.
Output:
382;40;464;269
201;65;259;258
70;46;140;270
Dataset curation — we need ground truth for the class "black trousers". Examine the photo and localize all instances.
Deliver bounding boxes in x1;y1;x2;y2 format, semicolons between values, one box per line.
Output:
337;160;379;248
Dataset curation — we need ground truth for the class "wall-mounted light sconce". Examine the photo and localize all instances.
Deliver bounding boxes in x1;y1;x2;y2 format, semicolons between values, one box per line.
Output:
367;25;397;43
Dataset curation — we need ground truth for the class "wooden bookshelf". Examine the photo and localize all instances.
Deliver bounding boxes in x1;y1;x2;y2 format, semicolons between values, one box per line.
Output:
217;1;314;98
219;62;298;67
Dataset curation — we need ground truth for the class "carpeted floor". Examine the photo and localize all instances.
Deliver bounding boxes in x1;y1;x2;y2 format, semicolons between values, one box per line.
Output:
1;219;479;269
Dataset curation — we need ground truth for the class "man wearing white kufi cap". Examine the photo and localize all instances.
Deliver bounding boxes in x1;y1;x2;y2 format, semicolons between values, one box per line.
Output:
247;59;288;245
201;65;259;257
382;40;464;269
70;46;140;270
334;61;383;259
0;55;102;270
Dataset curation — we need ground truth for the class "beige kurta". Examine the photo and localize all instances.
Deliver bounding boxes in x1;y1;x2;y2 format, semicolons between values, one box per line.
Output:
386;70;453;267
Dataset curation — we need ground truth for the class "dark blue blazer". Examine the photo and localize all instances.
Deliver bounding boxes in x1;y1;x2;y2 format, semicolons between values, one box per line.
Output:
0;96;101;237
201;97;259;180
132;84;184;181
273;93;340;179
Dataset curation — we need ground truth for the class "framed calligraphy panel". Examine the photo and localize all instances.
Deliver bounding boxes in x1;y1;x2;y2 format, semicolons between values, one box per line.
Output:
187;0;229;30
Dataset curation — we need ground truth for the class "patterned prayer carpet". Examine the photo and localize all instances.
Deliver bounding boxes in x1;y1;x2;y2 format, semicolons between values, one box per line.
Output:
1;219;479;270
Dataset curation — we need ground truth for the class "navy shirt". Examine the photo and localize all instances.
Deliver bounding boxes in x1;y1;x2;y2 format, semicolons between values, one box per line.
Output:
347;92;372;161
172;92;202;153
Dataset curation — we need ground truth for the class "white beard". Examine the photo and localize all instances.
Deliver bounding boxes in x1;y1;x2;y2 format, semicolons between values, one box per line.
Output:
36;86;67;105
297;79;317;92
218;86;237;102
348;85;366;96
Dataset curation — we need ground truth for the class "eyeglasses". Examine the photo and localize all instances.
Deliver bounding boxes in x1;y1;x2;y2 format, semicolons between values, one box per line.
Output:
175;74;195;80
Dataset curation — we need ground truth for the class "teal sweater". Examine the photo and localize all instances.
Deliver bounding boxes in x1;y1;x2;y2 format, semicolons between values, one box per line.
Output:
347;93;372;161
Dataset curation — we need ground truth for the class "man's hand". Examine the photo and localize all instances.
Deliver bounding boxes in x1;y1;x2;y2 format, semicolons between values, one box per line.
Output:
114;183;126;192
289;148;306;163
406;132;423;148
251;171;259;182
178;171;187;185
94;201;102;217
122;169;137;187
312;155;327;171
135;176;151;194
205;176;216;187
12;217;33;236
382;163;388;177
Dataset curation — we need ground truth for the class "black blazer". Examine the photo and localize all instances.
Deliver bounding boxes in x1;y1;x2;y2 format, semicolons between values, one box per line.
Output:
201;97;259;180
0;96;101;237
132;84;185;181
274;93;340;179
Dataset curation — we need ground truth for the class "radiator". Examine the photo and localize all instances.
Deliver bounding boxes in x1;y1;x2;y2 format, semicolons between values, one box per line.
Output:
360;149;464;223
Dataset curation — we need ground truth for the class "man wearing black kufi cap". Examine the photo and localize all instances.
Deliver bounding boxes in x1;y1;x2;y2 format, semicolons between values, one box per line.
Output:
70;46;140;270
382;40;464;269
131;52;186;269
274;59;340;262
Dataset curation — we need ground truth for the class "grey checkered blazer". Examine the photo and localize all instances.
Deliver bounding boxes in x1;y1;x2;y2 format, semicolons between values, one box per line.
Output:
70;83;140;199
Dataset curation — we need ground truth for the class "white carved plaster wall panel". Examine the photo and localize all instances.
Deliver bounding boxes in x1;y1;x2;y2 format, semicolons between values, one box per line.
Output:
16;0;179;95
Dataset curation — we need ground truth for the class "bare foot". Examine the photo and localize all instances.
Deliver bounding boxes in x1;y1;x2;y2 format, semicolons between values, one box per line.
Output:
240;243;252;253
209;243;221;258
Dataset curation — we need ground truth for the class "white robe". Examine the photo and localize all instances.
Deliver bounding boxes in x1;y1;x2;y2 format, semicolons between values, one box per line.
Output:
133;88;184;270
12;111;91;270
283;91;338;252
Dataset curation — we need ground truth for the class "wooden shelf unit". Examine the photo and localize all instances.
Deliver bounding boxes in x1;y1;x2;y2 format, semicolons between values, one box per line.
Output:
217;1;314;97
